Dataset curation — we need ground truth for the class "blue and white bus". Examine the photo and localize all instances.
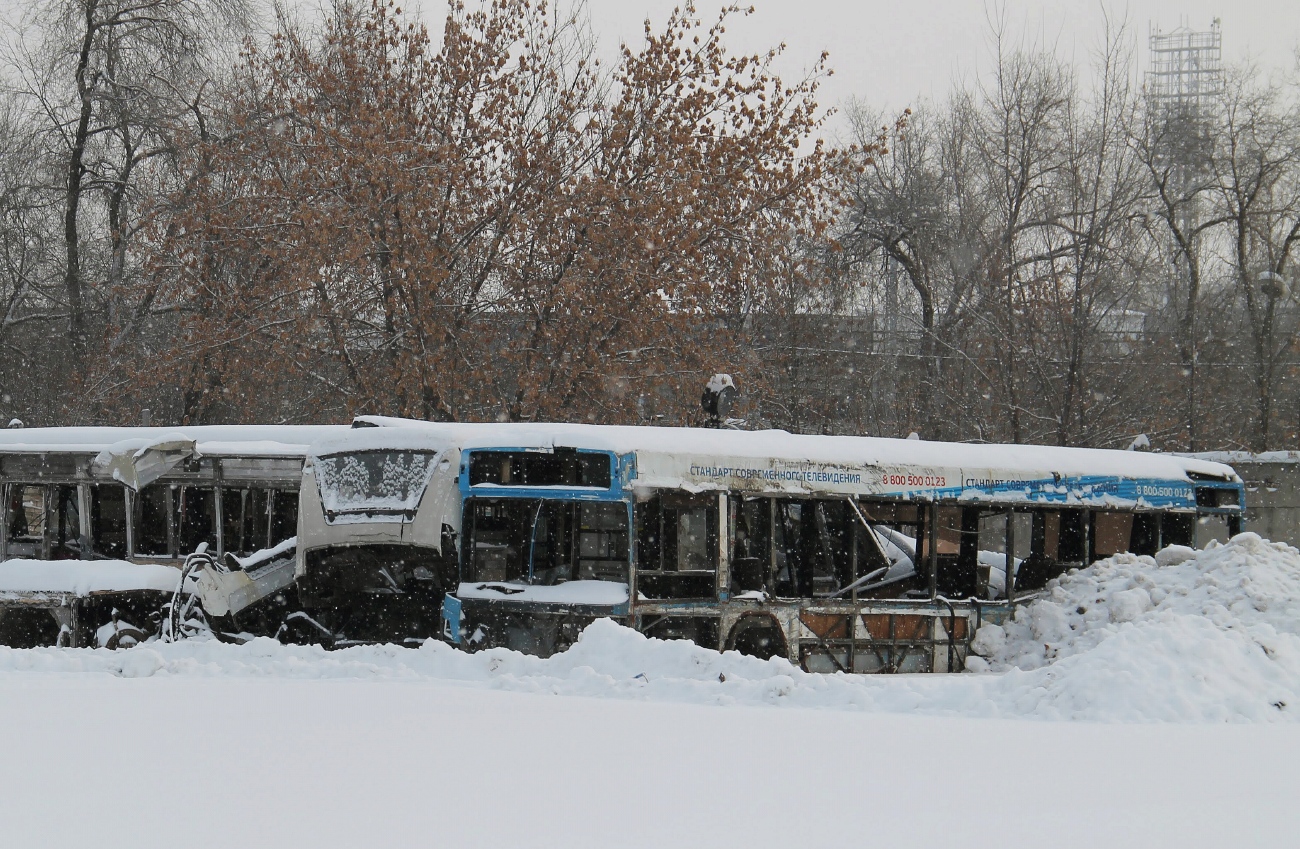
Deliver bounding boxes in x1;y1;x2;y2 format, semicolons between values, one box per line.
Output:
295;417;1244;672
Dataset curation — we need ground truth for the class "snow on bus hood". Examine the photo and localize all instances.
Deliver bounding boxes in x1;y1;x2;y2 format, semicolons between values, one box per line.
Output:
0;559;180;596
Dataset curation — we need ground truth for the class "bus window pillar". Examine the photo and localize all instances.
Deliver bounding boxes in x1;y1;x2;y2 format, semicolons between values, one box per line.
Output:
927;502;938;601
0;483;8;561
213;462;224;559
626;500;637;614
716;492;729;602
77;482;91;559
849;505;859;605
768;497;778;593
1005;510;1016;603
124;488;135;559
40;485;52;560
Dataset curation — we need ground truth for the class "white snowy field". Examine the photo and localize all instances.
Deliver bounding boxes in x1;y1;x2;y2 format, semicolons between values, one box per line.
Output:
3;533;1300;847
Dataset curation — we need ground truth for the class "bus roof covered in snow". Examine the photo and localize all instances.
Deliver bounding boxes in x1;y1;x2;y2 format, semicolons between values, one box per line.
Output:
350;416;1241;510
0;425;352;458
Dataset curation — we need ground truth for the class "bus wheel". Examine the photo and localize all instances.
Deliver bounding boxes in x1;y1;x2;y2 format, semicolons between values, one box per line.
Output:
727;616;787;661
277;611;336;648
102;626;148;650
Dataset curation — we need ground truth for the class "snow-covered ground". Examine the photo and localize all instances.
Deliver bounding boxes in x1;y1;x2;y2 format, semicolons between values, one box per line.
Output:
3;534;1300;847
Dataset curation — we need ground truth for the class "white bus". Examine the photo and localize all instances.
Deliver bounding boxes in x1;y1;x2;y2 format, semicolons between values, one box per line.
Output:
0;425;346;646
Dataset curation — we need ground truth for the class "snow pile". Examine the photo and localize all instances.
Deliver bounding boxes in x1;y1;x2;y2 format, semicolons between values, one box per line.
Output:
969;533;1300;721
2;534;1299;723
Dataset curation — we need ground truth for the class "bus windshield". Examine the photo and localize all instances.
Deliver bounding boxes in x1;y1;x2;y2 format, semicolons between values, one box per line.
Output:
315;450;438;517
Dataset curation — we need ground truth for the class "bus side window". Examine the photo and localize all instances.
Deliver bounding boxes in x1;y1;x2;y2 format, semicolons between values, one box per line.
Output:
635;496;662;570
1059;511;1087;562
774;500;802;595
800;500;853;597
270;490;298;546
90;484;128;559
1130;513;1160;556
246;489;270;552
467;500;533;583
1162;514;1195;548
5;484;47;558
634;493;717;599
675;506;712;571
135;484;172;556
1019;511;1065;592
52;485;81;559
575;502;628;583
177;486;218;555
731;498;771;593
221;488;245;554
915;506;970;596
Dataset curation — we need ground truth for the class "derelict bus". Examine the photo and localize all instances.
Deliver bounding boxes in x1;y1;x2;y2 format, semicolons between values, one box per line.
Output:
297;417;1244;672
0;424;348;646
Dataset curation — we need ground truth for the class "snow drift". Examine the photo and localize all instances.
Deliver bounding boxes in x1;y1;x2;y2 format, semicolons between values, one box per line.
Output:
1;534;1298;723
968;532;1300;721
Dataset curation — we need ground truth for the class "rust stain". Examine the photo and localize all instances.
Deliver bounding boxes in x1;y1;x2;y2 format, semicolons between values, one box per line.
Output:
861;613;930;641
799;612;850;639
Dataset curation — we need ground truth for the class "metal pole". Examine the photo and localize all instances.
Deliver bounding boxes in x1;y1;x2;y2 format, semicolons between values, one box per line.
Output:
0;483;8;561
70;598;80;649
850;505;859;605
928;503;938;601
124;487;135;558
1005;510;1016;603
849;505;858;673
626;500;637;620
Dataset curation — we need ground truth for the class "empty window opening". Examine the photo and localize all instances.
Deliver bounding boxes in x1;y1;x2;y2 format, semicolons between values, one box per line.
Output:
177;486;218;555
135;484;172;556
52;485;81;559
270;490;298;545
90;484;128;559
469;450;611;489
466;498;629;586
6;484;46;544
635;493;718;599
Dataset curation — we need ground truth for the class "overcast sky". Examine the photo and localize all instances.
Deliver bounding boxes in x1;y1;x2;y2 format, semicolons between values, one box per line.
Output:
576;1;1298;127
5;0;1295;134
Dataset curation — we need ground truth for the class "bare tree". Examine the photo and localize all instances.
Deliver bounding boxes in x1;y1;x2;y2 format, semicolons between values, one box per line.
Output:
1212;66;1300;450
1;0;250;412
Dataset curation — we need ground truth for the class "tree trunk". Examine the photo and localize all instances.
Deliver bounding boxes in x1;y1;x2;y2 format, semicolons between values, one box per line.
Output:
64;1;100;368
